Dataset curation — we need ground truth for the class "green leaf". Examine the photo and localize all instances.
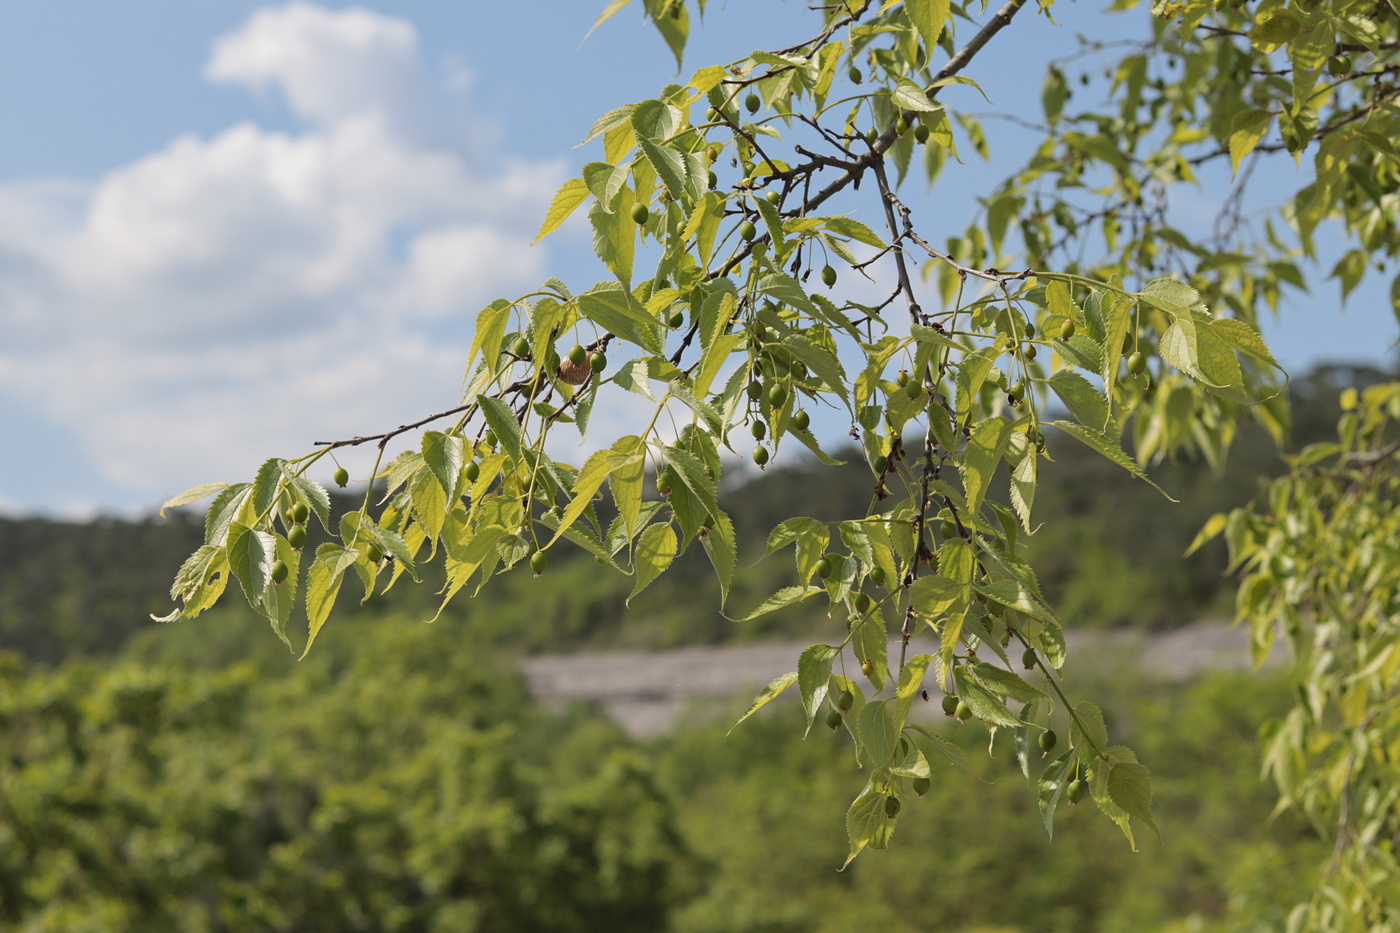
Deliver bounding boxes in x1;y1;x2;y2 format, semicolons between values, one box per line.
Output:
857;700;898;765
1107;759;1160;839
629;522;677;603
798;644;838;735
1051;421;1174;499
465;299;511;382
761;516;830;581
953;665;1021;727
304;542;358;657
1228;109;1273;175
545;448;617;548
227;521;275;609
1048;369;1110;432
729;671;799;733
904;0;950;54
635;129;688;200
1070;700;1109;762
821;216;886;249
589;195;636;288
892;653;933;732
584;0;634;41
160;481;228;516
736;584;824;622
1158;314;1249;403
1037;751;1074;840
421;431;467;504
892;79;939;112
843;783;897;868
534;177;590;244
701;508;738;608
908;724;979;777
1211;317;1282;371
250;457;286;525
578;282;664;354
961;415;1013;515
478;396;525;462
282;467;331;531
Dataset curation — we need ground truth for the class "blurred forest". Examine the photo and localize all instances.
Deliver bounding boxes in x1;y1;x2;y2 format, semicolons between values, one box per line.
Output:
0;361;1386;930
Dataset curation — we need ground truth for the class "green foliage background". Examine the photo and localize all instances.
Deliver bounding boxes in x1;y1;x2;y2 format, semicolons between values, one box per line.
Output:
0;367;1381;929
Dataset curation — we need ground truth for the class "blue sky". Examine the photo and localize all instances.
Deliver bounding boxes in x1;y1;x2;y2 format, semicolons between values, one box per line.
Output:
0;1;1393;517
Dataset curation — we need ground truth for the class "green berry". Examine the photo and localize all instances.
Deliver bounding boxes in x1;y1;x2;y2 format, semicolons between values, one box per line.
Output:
668;309;685;328
530;550;548;575
955;700;971;721
765;189;780;204
942;694;959;716
656;470;673;496
739;220;757;241
940;519;957;539
885;796;901;818
1024;343;1037;360
751;419;767;439
1328;54;1353;76
1060;319;1076;340
365;543;383;564
825;708;844;731
821;264;837;287
752;445;769;466
895;117;909;135
861;658;875;679
854;593;872;614
848;65;862;84
836;689;854;711
914;123;930;144
896;370;910;387
589;351;607;374
1039;729;1058;753
485;430;498;447
512;336;531;359
905;379;921;399
270;559;289;585
865;127;878;144
872;454;888;475
1022;648;1037;670
792;409;810;431
1128;351;1147;376
913;776;931;797
287;525;307;550
333;467;350;488
1024;322;1036;338
769;383;789;408
291;502;310;524
745;91;760;113
870;566;886;587
815;556;833;579
747;379;763;401
1068;778;1090;804
465;461;480;483
569;344;587;366
631;202;649;225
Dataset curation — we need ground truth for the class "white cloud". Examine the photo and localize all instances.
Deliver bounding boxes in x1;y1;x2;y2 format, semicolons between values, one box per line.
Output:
0;3;565;510
206;2;419;126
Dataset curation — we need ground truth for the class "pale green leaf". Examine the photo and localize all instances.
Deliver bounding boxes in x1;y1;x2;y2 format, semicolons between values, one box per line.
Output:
533;177;590;244
160;481;229;516
1229;109;1273;175
798;644;838;734
729;671;799;733
904;0;950;53
629;522;678;603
